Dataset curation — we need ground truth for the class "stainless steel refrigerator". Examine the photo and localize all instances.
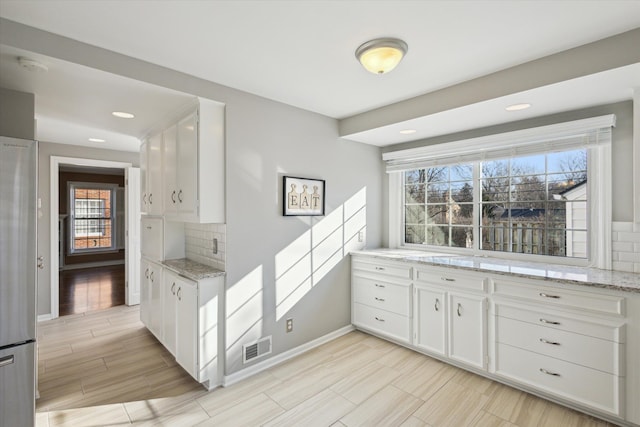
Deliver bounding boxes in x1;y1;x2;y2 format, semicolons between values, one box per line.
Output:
0;136;37;427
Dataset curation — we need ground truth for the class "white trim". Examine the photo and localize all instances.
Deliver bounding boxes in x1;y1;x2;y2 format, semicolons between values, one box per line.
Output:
222;324;355;387
61;260;125;271
383;114;616;172
50;156;132;320
388;173;402;247
37;314;53;322
590;144;612;269
634;90;640;224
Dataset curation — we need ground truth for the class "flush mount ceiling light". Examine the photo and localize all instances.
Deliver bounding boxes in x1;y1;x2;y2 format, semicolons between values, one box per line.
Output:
112;111;135;119
355;38;408;75
18;57;48;73
505;103;531;112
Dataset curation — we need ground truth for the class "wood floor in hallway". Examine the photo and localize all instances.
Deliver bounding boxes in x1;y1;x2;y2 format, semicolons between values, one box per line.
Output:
36;305;617;427
58;264;126;316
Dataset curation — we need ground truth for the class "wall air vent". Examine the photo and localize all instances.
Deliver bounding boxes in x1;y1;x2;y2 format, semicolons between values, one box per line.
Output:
242;336;272;364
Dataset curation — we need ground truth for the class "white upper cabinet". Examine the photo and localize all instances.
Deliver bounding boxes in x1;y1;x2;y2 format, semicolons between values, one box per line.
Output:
162;124;178;216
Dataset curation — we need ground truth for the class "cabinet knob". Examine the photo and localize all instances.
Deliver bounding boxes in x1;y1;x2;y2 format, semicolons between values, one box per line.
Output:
456;303;462;317
539;368;561;377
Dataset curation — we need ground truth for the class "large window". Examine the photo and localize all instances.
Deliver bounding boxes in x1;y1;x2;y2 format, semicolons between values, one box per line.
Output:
403;148;588;259
69;184;117;253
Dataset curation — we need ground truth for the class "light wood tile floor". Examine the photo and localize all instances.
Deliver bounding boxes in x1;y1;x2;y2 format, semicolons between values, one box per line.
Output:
36;306;619;427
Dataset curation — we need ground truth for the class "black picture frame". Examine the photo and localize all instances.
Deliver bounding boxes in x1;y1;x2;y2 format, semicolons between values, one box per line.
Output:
283;176;325;216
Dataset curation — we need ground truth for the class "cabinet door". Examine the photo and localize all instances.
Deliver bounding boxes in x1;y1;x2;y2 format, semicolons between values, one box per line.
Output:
414;285;446;356
176;277;198;378
140;259;151;327
162;124;178;216
140;140;148;213
162;271;178;356
448;292;486;369
148;262;163;339
176;112;198;219
147;132;164;215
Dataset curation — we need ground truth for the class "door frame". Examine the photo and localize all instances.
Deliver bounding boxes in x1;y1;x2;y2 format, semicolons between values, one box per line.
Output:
49;156;132;319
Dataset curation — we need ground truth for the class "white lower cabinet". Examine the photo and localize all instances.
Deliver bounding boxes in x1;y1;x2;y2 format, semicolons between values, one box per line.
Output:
142;266;223;388
448;292;487;369
413;285;446;356
351;254;636;426
140;258;163;340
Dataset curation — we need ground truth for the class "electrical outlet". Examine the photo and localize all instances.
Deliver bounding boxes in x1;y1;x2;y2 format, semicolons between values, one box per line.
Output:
212;238;218;254
286;318;293;333
358;231;364;242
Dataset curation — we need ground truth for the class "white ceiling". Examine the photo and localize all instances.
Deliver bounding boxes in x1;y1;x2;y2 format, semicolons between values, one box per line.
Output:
0;0;639;150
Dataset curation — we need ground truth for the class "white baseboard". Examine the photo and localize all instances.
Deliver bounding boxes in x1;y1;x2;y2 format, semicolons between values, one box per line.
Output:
223;324;355;387
37;314;53;322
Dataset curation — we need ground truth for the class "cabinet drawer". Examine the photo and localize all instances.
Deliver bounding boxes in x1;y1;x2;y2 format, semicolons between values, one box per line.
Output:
353;277;411;316
353;303;410;343
352;259;412;280
495;343;623;416
141;217;163;261
496;316;623;375
492;279;625;316
415;266;486;292
494;304;625;343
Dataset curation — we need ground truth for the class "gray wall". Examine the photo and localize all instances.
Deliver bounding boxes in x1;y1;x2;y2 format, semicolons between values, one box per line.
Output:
380;101;634;246
2;21;384;375
0;87;35;139
36;142;139;316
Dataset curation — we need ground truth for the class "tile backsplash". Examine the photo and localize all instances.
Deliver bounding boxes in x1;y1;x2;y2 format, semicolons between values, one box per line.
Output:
612;222;640;273
185;223;226;271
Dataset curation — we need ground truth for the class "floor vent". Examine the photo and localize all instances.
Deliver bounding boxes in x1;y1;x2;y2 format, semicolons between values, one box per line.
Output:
243;336;272;364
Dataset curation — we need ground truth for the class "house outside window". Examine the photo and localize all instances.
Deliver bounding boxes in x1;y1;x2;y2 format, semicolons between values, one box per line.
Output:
69;183;118;253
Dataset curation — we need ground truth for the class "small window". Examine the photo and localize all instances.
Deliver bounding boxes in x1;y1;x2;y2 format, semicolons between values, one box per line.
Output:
69;184;117;253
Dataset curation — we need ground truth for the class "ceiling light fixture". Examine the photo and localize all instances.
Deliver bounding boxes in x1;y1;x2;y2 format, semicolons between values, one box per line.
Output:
88;138;105;143
399;129;416;135
355;38;408;75
505;103;531;112
112;111;135;119
18;57;48;73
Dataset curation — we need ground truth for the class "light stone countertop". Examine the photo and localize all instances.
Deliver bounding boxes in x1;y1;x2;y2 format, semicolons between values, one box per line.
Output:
162;258;226;281
351;248;640;294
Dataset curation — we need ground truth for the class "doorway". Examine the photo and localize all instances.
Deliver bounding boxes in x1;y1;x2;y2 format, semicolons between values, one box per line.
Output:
49;156;139;320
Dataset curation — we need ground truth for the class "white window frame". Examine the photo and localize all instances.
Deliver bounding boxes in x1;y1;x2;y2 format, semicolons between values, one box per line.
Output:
386;115;614;269
68;182;119;254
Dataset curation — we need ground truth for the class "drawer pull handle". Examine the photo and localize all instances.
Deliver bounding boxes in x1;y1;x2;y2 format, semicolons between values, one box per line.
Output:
374;297;385;302
145;268;149;279
375;267;385;271
434;298;440;312
457;303;462;317
539;318;561;325
441;277;455;282
171;190;177;204
171;282;176;295
374;284;385;288
539;368;561;377
0;355;15;368
177;287;182;301
374;316;385;322
539;292;560;299
539;338;561;346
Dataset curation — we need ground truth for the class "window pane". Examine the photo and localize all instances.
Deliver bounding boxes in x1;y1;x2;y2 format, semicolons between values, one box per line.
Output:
425;225;448;246
511;175;546;202
405;225;425;244
548;173;586;200
405;184;425;204
547;149;587;175
511;154;545;175
481;178;510;202
451;226;473;248
480;203;508;226
427;183;448;202
451;165;473;181
405;205;425;225
566;230;588;258
451;204;473;225
451;182;473;202
482;159;509;178
405;169;426;184
426;204;448;225
426;167;448;183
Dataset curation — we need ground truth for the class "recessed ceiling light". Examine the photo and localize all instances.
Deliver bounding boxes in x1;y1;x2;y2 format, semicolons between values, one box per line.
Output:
399;129;417;135
505;103;531;111
88;138;105;143
112;111;135;119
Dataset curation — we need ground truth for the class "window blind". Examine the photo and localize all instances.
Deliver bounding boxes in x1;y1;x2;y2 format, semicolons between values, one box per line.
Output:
383;114;615;173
